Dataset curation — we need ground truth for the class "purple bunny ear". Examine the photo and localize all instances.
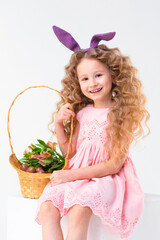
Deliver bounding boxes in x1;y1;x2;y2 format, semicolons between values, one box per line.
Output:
90;32;116;49
53;25;81;52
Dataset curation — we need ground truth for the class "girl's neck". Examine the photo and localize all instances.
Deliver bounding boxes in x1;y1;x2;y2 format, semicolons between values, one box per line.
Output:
93;100;114;109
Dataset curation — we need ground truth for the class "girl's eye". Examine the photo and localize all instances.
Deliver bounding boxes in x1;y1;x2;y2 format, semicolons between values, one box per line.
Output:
82;77;88;81
96;74;102;78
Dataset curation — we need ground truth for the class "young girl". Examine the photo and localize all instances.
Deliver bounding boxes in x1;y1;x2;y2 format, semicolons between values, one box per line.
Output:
35;26;150;240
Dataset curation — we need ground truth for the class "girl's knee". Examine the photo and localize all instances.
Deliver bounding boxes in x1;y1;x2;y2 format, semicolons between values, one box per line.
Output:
69;204;92;222
71;204;92;214
40;201;54;213
67;205;92;239
40;201;61;220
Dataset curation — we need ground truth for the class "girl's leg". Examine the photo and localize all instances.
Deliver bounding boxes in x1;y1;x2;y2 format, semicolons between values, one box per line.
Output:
66;204;92;240
40;200;64;240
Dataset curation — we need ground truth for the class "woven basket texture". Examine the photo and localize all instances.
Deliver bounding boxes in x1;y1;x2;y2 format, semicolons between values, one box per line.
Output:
8;86;73;199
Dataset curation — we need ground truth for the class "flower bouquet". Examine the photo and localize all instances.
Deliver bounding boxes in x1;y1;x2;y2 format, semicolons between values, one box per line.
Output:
7;85;73;198
19;139;65;174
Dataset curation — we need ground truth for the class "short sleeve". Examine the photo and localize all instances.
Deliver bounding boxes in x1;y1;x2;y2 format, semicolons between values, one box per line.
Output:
76;109;82;122
76;105;91;122
76;107;86;122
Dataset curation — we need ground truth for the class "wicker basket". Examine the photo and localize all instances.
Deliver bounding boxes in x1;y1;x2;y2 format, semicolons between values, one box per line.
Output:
7;85;73;199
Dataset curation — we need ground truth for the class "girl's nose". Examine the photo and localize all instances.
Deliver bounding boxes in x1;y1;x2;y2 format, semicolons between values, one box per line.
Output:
89;77;97;87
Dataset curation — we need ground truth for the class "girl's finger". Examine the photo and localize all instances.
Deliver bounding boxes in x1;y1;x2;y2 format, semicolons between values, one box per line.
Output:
51;180;60;186
63;103;72;111
50;174;55;180
66;103;73;110
63;113;71;120
65;109;75;117
63;112;74;120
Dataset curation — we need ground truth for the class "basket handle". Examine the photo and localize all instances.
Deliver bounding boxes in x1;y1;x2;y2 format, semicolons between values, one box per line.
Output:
7;85;73;169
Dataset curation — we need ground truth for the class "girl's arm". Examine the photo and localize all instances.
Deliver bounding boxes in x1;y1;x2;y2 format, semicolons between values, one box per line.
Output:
71;146;128;180
50;151;126;186
71;155;126;181
55;103;80;159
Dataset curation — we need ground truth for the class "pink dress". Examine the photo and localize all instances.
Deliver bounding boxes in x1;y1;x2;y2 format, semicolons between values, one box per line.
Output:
35;104;144;239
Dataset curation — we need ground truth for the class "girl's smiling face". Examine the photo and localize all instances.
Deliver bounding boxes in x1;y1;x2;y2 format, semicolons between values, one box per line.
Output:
77;58;113;108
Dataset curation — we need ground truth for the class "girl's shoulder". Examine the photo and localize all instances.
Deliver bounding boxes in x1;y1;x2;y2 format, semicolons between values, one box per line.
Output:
76;104;92;122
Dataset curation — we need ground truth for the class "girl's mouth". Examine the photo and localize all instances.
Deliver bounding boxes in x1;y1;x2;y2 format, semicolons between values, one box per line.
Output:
89;88;103;93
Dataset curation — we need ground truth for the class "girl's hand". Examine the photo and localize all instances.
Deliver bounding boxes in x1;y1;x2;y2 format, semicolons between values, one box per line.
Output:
50;169;74;186
55;103;75;124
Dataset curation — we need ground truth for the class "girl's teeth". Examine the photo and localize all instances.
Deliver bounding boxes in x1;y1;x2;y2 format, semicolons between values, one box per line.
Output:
90;88;102;93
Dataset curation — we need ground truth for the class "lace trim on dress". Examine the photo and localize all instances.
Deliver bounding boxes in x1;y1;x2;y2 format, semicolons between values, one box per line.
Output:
77;119;108;147
36;185;140;239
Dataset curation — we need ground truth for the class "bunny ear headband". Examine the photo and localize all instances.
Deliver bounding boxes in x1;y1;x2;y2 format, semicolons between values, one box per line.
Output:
53;25;116;52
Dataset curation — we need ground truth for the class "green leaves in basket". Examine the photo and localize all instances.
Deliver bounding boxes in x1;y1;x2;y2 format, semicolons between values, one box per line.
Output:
18;139;65;173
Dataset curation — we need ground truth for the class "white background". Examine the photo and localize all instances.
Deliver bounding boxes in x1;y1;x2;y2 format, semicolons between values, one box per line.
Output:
0;0;160;239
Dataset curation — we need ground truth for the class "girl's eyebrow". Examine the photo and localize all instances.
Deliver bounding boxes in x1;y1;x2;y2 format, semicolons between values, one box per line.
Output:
78;70;105;78
78;74;87;78
95;70;105;74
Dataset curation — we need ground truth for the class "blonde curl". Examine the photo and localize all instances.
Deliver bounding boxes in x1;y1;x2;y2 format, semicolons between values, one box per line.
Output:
49;44;150;162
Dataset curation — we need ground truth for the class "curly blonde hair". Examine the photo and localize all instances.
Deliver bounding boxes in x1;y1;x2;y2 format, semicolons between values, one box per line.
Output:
49;44;150;163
